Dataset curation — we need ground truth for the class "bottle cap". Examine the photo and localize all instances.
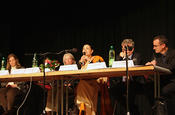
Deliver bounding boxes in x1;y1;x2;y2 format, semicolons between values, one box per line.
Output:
110;45;114;49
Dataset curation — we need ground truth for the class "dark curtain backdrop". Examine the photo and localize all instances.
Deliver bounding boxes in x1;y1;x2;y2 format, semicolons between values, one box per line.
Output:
0;0;175;67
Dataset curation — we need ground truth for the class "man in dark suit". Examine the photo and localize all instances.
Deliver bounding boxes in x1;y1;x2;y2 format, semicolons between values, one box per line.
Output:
146;35;175;115
110;39;151;115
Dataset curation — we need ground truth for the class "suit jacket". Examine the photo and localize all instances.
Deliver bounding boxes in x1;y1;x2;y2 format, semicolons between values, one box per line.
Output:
110;52;144;87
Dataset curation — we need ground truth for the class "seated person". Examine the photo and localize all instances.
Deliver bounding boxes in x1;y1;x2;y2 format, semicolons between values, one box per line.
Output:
46;53;78;114
63;53;76;65
76;44;110;115
0;53;25;114
110;39;150;115
146;35;175;115
0;53;45;115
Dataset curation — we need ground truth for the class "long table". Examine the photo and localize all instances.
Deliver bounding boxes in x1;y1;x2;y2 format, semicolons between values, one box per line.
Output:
0;65;172;115
0;65;171;82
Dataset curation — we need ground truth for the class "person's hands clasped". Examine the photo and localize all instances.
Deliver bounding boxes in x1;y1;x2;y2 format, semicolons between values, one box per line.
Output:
6;82;18;88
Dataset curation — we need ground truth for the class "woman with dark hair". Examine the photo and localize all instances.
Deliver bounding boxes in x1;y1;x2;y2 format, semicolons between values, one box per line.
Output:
76;44;111;115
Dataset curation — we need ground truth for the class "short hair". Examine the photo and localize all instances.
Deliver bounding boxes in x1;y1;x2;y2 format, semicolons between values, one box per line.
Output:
153;35;168;46
63;53;76;64
121;39;135;48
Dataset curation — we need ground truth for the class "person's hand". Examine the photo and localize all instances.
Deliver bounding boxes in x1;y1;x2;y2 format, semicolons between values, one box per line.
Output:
6;82;18;88
9;84;18;88
64;83;71;87
97;77;108;84
145;60;156;66
145;62;152;65
119;52;125;58
79;55;90;64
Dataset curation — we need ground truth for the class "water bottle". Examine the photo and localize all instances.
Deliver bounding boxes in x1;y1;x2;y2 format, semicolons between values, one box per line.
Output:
109;45;115;67
32;53;38;67
1;57;6;70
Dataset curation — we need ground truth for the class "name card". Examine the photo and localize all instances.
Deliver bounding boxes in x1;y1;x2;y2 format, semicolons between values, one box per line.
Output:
11;69;26;74
25;67;41;74
86;62;107;70
112;60;134;68
7;82;15;85
59;64;78;71
0;70;9;75
45;68;52;72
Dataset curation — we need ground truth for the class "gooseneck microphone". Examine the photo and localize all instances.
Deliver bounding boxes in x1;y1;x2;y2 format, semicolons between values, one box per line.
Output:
64;48;78;53
56;48;78;55
24;48;78;56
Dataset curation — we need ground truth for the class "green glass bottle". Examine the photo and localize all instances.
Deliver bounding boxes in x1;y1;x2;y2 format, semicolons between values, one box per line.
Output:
32;53;38;67
1;57;6;70
109;45;115;67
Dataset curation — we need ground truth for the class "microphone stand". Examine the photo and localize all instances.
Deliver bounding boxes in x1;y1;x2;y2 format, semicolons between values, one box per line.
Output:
25;49;77;115
38;51;64;115
125;46;130;115
25;51;66;115
41;54;47;115
24;53;48;115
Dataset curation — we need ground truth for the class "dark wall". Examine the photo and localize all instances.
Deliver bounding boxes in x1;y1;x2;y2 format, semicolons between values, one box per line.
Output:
0;0;175;67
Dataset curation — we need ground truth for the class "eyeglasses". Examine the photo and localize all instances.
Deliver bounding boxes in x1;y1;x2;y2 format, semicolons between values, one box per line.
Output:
153;44;162;47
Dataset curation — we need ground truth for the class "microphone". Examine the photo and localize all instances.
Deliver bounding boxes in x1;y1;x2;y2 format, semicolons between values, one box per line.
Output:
64;48;78;53
25;48;78;56
80;52;86;66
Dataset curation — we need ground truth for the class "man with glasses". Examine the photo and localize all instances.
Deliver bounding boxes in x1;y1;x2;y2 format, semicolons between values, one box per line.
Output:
146;35;175;115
